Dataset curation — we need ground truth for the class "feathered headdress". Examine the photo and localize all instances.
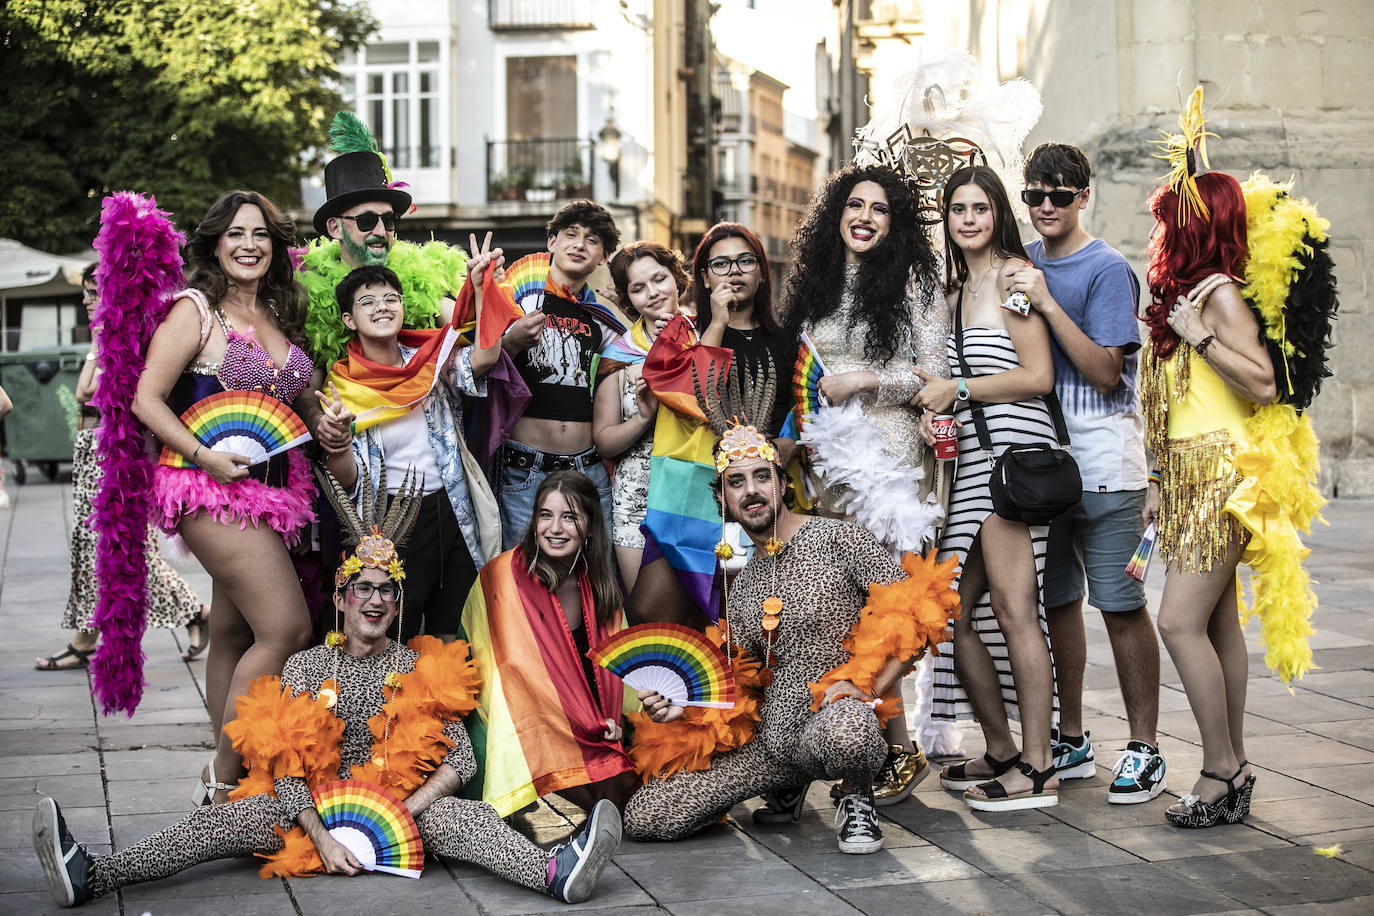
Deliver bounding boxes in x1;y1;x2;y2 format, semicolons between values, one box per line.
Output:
1153;86;1219;226
692;355;785;668
314;464;424;588
692;355;778;473
853;50;1042;226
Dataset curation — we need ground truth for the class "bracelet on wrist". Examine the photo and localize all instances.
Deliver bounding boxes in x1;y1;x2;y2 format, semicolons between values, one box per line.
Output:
1195;334;1216;358
192;445;202;465
1148;468;1162;486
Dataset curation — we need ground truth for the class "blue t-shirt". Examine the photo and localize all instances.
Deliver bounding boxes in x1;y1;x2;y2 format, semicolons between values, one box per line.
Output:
1027;237;1146;491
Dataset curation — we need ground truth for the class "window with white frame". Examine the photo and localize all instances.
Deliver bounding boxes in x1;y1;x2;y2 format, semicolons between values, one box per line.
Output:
339;41;443;170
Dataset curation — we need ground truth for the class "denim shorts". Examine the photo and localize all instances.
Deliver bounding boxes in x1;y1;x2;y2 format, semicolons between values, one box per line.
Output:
1043;488;1148;612
498;442;613;551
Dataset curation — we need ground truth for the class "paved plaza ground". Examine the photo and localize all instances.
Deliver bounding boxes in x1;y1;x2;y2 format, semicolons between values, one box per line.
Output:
1;475;1372;914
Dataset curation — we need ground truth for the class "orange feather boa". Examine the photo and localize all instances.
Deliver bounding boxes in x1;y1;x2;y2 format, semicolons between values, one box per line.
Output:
627;625;768;783
222;637;482;878
808;550;961;724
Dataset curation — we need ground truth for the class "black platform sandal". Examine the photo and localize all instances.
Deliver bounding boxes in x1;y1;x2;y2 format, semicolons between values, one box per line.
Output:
1166;766;1243;828
1224;760;1256;823
963;760;1059;811
939;751;1021;790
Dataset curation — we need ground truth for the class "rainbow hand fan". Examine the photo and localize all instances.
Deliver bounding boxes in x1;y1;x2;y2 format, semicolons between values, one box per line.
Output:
1125;522;1157;583
311;780;424;878
792;331;829;432
589;623;736;708
157;390;311;469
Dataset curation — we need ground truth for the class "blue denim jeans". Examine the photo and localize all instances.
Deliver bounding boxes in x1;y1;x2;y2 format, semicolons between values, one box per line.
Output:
498;442;613;551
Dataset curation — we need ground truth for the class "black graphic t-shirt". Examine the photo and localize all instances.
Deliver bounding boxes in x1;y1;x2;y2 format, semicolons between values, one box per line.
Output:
515;294;606;423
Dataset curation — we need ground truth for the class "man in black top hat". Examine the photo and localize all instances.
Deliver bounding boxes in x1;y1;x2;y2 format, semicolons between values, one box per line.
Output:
313;145;412;271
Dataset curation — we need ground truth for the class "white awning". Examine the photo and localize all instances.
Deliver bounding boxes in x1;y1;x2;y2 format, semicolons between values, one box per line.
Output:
0;238;94;293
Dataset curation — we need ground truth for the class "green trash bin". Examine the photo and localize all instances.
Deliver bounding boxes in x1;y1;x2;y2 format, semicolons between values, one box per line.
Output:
0;345;90;483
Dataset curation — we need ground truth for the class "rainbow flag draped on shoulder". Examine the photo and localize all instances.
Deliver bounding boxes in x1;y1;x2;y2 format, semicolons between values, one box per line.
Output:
458;550;632;815
325;327;458;433
640;316;733;620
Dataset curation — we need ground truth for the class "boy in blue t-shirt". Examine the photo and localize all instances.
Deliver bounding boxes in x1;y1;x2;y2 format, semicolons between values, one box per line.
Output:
1004;143;1165;805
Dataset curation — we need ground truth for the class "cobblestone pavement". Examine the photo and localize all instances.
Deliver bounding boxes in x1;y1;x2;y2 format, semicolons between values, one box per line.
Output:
2;476;1372;914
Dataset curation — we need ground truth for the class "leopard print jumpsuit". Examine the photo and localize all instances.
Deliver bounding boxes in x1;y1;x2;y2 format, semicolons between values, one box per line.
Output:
86;644;552;897
624;518;902;840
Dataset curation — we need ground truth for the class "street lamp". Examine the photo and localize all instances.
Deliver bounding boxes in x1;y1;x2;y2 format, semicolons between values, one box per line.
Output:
597;116;622;201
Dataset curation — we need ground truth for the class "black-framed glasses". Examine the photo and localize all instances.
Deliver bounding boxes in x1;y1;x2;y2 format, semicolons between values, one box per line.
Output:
340;211;398;233
706;254;760;276
1020;188;1086;208
346;581;399;603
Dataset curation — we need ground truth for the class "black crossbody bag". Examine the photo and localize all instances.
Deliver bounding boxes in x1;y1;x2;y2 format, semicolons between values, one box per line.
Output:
954;287;1082;525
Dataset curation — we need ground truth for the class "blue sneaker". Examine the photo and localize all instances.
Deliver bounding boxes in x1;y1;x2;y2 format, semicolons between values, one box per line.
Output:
547;799;621;904
1109;740;1167;805
1052;729;1096;780
33;797;92;908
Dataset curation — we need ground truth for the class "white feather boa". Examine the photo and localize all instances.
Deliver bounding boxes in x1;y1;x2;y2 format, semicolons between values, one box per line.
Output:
799;400;943;555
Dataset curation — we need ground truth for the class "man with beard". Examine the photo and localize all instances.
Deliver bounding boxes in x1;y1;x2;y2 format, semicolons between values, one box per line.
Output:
300;112;469;377
622;371;959;855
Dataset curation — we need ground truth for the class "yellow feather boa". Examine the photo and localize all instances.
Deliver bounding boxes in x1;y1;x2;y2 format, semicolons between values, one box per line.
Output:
223;636;482;878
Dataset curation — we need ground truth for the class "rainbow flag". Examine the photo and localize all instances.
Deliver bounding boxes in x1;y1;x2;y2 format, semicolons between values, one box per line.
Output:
640;316;734;618
504;252;628;336
451;258;525;350
326;328;458;433
597;318;653;377
457;550;633;816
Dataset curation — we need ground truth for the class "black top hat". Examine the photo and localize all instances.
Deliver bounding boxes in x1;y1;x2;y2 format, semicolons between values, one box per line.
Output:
312;151;413;236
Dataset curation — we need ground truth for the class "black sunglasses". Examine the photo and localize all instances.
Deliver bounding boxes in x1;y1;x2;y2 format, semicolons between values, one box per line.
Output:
340;211;398;233
1020;188;1085;208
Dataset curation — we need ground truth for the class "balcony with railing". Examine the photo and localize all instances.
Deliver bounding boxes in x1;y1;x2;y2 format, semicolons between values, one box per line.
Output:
486;137;593;202
488;0;595;30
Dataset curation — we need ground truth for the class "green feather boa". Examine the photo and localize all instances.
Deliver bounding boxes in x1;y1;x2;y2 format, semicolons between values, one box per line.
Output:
299;238;469;369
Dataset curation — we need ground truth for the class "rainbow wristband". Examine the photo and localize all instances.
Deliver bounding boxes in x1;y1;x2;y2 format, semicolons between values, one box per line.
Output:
1148;469;1162;486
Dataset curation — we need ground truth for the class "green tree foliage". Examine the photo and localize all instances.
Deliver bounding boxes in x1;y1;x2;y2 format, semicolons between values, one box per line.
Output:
0;1;376;253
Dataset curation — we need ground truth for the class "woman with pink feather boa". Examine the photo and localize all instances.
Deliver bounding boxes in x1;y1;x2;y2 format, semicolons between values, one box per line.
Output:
134;190;325;804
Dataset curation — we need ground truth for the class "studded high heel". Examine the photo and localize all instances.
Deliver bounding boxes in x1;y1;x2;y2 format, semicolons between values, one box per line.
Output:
1165;766;1244;828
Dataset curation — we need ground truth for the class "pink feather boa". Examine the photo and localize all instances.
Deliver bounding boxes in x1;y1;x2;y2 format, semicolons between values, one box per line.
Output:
152;449;317;547
90;193;185;716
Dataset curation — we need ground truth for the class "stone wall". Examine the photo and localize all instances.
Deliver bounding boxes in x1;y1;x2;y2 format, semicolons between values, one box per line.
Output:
1011;0;1374;495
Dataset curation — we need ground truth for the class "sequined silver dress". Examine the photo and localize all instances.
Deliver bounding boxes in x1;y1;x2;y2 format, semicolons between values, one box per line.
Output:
806;267;952;513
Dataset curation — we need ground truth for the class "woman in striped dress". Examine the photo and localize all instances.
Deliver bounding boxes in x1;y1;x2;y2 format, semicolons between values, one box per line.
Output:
914;166;1060;810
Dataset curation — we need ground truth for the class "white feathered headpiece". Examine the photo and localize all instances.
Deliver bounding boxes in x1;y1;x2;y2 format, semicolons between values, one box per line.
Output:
854;51;1042;224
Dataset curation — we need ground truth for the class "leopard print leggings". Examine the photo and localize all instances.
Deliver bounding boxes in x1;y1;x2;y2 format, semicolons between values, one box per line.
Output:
623;698;886;841
87;793;551;896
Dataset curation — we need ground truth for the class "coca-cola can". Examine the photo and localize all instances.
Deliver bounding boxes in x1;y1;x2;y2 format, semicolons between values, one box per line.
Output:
931;414;958;460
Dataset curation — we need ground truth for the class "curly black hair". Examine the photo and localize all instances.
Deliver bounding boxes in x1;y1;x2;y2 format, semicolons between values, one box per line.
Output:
780;164;937;364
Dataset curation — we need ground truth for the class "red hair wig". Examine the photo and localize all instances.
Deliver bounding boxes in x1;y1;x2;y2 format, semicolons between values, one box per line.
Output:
1144;172;1249;358
688;222;780;336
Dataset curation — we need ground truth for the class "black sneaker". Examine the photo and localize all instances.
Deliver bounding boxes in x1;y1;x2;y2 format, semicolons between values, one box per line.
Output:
752;783;811;824
546;799;622;904
833;793;884;855
32;797;92;907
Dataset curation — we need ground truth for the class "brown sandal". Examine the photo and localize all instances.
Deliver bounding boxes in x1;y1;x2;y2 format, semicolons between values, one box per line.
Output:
35;643;95;671
181;606;210;660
